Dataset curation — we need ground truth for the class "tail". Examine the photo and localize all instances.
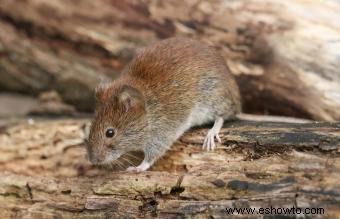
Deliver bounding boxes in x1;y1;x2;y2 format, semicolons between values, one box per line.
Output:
235;113;312;123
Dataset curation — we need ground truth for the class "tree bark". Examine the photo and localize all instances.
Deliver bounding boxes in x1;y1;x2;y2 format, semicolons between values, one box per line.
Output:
0;0;340;120
0;118;339;218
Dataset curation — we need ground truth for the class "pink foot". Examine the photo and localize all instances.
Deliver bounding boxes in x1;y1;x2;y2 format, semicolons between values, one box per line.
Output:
202;117;223;151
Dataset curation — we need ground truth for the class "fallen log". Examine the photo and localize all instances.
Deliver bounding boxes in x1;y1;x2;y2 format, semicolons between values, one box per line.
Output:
0;118;338;218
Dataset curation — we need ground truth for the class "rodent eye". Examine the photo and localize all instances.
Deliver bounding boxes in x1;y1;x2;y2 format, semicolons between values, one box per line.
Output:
105;128;116;138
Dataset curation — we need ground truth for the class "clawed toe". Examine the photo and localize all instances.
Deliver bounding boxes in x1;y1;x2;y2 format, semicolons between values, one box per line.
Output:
216;134;221;143
126;160;151;172
202;130;220;151
126;166;140;172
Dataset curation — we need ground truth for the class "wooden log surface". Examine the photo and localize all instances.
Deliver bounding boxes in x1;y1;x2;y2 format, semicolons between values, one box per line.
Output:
0;0;339;120
0;118;339;218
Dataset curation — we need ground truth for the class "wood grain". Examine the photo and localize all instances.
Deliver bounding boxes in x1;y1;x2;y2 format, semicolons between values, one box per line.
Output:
0;118;338;218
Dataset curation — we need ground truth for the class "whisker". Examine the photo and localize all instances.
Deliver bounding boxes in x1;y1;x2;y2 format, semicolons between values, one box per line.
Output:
124;153;142;161
114;160;125;171
120;157;135;168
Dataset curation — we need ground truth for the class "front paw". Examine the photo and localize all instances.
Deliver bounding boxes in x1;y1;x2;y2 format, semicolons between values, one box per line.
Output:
126;161;151;172
126;166;142;172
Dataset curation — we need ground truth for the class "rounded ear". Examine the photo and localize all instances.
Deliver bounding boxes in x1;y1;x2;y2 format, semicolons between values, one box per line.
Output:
119;85;145;112
95;78;111;105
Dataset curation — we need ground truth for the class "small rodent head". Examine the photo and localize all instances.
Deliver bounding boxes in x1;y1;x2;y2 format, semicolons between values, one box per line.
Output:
86;83;147;165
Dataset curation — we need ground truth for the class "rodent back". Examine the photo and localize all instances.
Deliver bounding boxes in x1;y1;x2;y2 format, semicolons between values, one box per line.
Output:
123;37;241;119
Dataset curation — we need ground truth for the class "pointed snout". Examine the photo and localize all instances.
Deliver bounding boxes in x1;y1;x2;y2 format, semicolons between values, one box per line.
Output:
85;142;105;165
87;152;100;164
86;149;107;165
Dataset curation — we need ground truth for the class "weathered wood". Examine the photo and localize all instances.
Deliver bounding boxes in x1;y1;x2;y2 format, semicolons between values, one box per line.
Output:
0;0;340;120
0;119;339;218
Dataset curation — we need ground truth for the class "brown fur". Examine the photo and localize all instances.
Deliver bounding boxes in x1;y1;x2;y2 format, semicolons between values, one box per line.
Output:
86;37;241;167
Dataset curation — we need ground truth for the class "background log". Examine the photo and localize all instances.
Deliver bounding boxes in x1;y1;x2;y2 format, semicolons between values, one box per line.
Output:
0;0;339;120
0;118;339;218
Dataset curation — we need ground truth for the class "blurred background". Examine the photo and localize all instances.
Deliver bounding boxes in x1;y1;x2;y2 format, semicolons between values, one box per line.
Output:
0;0;339;126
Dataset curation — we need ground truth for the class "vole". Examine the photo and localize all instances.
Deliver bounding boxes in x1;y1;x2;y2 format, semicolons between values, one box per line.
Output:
86;37;309;172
